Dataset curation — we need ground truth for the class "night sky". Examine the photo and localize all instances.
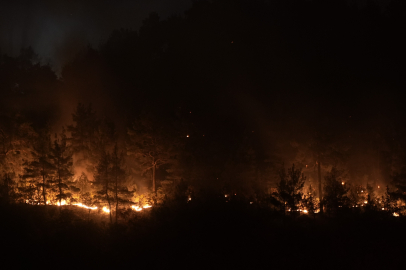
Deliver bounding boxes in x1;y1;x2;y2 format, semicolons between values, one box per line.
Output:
0;0;191;72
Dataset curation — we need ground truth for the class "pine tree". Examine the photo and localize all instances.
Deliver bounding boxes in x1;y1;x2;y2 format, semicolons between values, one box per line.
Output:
22;130;53;205
127;112;180;196
0;173;18;203
111;144;132;224
49;130;73;206
94;151;113;223
276;164;306;213
68;103;116;181
323;167;350;214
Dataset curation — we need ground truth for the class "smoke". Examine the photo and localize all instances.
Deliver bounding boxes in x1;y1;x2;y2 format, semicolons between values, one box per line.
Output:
0;0;192;74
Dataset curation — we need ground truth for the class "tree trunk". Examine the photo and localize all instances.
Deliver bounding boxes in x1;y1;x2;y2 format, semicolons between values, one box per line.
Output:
318;160;323;214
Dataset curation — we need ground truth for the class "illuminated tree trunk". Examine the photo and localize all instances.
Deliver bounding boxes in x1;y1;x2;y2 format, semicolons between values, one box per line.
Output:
57;160;62;208
105;165;112;224
115;171;118;225
152;160;156;194
42;164;47;205
318;160;323;214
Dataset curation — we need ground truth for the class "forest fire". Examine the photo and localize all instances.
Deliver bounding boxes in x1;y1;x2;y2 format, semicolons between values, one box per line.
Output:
72;203;98;210
102;206;110;213
57;200;67;206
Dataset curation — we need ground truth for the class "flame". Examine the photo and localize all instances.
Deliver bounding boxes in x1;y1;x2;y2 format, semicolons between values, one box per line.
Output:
303;210;308;214
364;201;368;204
342;182;345;185
131;205;143;211
382;208;385;210
102;206;110;213
72;203;97;210
143;204;152;209
224;194;228;198
393;212;400;217
57;199;67;206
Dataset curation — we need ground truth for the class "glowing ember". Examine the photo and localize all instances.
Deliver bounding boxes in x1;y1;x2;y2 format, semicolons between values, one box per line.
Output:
382;208;385;210
361;190;363;193
393;212;400;217
342;182;345;185
131;205;143;211
303;210;308;214
186;135;189;137
143;204;152;209
250;202;253;204
378;186;380;189
364;201;368;204
102;206;110;213
225;195;228;198
72;203;97;210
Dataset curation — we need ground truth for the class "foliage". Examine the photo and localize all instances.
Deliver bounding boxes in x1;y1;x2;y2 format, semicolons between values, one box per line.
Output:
48;130;74;206
274;164;306;212
323;167;350;212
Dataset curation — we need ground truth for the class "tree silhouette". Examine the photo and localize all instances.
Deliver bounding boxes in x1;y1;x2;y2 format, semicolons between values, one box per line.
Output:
22;129;53;205
49;130;73;207
323;167;350;214
275;164;306;213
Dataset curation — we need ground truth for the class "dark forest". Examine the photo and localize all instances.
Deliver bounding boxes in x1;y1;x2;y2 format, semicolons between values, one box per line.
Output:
2;0;406;268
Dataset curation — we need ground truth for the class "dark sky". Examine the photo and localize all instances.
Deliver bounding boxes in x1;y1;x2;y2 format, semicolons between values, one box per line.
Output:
0;0;192;72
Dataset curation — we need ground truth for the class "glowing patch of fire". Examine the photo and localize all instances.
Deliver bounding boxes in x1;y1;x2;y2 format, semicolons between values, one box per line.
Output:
72;203;97;210
102;206;110;213
131;205;143;211
143;204;152;209
393;212;400;217
57;200;67;206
